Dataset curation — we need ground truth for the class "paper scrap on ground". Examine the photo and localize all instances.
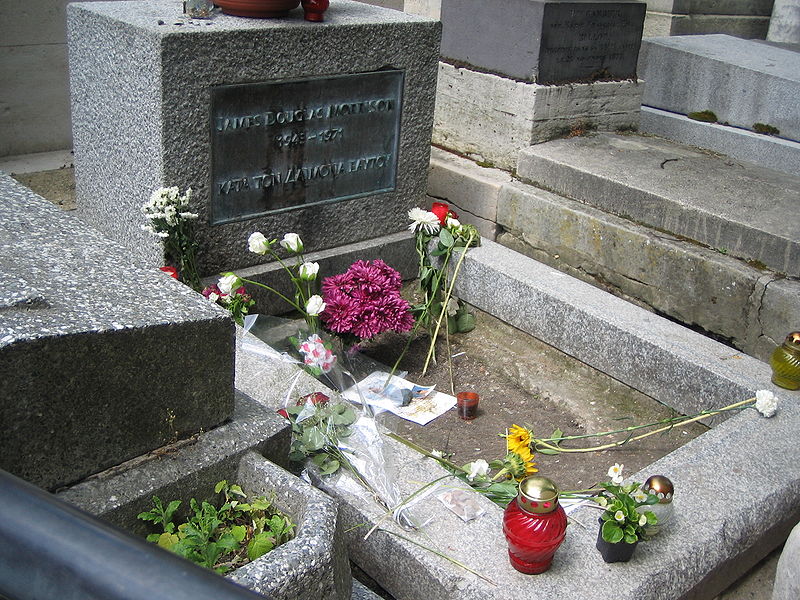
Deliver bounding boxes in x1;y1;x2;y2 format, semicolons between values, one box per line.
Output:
342;371;456;425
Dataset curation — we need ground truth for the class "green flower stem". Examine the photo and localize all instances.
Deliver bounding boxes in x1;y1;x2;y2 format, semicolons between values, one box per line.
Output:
240;277;305;314
382;530;497;586
387;433;464;474
422;233;476;376
268;249;310;305
534;397;756;453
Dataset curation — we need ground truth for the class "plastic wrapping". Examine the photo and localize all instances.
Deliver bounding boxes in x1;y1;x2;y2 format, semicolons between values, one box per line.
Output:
242;314;416;528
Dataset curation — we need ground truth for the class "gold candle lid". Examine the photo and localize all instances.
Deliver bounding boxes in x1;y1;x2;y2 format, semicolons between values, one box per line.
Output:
517;476;560;514
643;475;674;504
784;332;800;347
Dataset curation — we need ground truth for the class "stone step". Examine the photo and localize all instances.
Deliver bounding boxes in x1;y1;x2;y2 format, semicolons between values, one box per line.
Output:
638;34;800;142
515;132;800;278
428;145;800;362
639;106;800;178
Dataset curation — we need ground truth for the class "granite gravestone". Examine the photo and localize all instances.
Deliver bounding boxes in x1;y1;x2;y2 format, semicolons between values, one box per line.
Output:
440;0;646;84
68;0;440;275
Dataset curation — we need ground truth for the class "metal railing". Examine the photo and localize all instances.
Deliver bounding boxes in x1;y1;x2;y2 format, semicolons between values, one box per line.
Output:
0;469;268;600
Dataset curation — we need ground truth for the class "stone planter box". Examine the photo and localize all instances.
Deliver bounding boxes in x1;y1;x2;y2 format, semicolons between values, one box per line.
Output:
58;392;350;600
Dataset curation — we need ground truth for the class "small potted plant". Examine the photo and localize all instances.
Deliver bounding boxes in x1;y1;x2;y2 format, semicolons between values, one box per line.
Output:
593;468;659;563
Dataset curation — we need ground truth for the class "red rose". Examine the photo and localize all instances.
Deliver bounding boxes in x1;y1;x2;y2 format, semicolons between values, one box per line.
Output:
431;202;457;226
276;408;290;419
160;266;179;279
296;392;330;406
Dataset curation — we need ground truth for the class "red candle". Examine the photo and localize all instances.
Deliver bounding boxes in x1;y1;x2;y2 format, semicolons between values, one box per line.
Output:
503;476;567;574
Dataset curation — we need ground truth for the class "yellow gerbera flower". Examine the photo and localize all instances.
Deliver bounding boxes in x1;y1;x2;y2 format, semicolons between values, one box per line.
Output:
505;424;532;455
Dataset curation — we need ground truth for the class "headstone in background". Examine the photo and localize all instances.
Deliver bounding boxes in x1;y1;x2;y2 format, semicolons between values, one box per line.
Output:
643;0;774;39
0;174;234;491
432;0;646;170
768;0;800;42
68;0;440;276
639;34;800;142
441;0;646;84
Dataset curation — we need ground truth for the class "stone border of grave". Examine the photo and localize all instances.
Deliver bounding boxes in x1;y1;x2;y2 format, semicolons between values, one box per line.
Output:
311;239;798;600
58;389;352;600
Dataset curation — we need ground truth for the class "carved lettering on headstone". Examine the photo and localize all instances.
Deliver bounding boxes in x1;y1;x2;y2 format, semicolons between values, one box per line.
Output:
210;70;403;224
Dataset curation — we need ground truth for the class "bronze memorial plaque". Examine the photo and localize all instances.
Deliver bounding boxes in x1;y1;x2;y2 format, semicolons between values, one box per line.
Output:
210;69;404;224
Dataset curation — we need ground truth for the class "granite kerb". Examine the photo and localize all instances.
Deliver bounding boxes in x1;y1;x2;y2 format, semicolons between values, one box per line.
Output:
311;239;797;600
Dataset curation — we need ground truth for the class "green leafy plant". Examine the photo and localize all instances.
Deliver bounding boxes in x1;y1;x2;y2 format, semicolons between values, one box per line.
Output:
283;400;358;476
137;480;294;573
595;481;658;544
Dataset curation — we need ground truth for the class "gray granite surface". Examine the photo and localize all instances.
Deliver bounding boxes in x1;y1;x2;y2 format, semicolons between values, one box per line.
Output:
440;0;646;84
639;34;800;142
0;173;234;490
516;133;800;277
318;239;798;600
68;0;440;275
640;106;800;178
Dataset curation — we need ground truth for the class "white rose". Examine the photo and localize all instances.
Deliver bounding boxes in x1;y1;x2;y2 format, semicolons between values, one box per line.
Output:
466;459;490;482
305;295;326;316
280;233;303;253
299;262;319;281
755;389;778;418
248;232;270;255
218;273;239;295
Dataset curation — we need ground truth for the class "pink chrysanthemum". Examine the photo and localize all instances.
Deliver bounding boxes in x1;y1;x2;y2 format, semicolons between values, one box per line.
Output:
321;260;414;340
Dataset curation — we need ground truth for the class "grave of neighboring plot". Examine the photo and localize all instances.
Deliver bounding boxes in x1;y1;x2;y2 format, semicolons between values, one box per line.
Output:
0;174;234;491
433;0;646;170
68;0;440;276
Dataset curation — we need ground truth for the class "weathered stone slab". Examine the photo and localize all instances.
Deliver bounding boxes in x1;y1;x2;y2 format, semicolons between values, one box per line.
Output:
640;106;800;177
456;240;777;416
0;173;234;490
440;0;646;84
68;0;440;275
639;35;800;141
516;133;800;277
433;63;642;170
427;147;512;239
643;11;771;38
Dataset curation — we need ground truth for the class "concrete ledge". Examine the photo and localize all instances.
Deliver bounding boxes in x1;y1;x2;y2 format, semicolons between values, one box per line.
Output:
455;240;780;416
433;62;642;170
0;173;234;490
643;11;771;38
427;147;512;239
58;392;350;600
516;133;800;277
640;106;800;177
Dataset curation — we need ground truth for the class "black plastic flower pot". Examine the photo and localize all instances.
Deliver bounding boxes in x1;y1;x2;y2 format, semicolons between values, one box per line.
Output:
596;519;638;563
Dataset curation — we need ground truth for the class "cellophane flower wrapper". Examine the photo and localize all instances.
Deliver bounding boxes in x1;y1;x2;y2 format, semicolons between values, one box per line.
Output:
242;314;416;528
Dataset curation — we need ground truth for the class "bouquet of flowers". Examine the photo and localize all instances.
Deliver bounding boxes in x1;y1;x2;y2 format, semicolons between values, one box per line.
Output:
407;202;480;375
201;273;255;326
141;186;201;289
